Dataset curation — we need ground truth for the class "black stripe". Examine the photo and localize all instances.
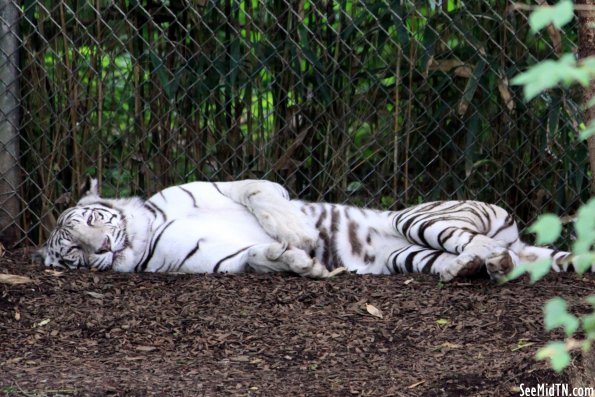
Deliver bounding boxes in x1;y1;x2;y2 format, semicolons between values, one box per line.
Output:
319;229;331;267
459;232;478;252
329;205;344;270
417;219;441;247
178;240;202;270
91;200;115;209
179;186;199;208
421;251;442;274
213;246;252;273
390;246;413;272
438;228;456;248
474;203;490;232
246;190;260;200
143;203;157;217
136;220;175;271
490;214;515;238
315;205;328;228
145;200;167;221
404;250;426;273
212;182;224;196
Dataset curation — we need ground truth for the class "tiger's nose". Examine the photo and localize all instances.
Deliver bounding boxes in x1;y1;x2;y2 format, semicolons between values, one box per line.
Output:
96;237;111;254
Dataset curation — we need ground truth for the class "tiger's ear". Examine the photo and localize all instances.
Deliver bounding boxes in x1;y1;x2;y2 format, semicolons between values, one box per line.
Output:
78;176;100;203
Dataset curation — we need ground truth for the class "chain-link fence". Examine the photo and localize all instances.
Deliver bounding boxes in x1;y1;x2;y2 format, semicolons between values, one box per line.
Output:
0;0;591;247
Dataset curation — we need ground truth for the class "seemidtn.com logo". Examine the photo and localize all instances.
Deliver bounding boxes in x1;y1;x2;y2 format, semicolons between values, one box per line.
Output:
519;384;595;397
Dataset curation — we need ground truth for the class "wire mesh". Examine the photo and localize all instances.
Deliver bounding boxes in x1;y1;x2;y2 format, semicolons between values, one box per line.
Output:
1;0;591;246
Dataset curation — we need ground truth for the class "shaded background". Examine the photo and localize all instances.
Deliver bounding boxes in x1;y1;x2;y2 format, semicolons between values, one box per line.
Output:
0;0;591;246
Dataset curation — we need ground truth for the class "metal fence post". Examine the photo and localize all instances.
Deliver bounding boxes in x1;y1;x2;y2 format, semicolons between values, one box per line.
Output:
0;0;21;246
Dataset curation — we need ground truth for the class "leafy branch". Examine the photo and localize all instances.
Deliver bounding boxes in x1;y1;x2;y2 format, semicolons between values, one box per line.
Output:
508;0;595;373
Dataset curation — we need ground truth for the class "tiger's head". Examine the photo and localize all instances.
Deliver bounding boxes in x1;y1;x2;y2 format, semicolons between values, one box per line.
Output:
37;179;130;271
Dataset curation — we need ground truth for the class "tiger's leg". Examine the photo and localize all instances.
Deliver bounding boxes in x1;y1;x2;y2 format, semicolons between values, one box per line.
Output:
442;241;513;281
214;180;318;252
245;242;345;279
388;245;486;279
393;202;518;281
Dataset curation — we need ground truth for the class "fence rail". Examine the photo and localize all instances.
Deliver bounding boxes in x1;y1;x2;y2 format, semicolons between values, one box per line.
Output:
0;0;591;247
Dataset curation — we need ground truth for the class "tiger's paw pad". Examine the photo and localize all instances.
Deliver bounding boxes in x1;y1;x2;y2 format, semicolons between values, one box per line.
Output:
485;250;514;281
440;254;483;282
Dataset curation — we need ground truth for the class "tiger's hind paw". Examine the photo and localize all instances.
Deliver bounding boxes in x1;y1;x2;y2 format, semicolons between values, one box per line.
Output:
485;250;514;281
440;254;483;282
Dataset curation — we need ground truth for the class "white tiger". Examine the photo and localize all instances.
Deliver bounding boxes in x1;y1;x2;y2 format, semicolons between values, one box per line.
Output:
38;179;580;282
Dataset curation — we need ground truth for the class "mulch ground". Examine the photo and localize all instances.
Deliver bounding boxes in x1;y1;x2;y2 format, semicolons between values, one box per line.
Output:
1;249;594;397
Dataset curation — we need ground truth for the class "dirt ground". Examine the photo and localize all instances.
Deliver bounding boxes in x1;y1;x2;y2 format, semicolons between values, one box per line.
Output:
1;249;594;397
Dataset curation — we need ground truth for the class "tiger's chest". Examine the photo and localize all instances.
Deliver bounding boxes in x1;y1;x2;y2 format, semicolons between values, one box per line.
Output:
138;207;277;273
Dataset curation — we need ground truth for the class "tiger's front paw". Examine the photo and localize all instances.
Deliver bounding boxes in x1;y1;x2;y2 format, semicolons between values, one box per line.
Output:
254;209;318;252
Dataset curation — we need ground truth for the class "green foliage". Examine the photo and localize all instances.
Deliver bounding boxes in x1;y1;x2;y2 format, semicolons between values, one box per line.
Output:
503;259;552;284
543;298;579;336
18;0;590;249
528;214;563;245
573;198;595;255
510;199;595;374
511;55;594;101
535;295;595;373
579;121;595;140
535;341;571;373
510;0;595;374
528;0;574;33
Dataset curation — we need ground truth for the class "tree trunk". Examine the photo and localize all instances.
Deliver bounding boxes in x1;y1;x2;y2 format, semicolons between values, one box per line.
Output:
0;0;21;246
577;0;595;193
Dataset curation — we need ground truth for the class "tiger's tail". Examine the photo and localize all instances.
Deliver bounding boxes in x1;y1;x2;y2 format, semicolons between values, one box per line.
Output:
509;240;587;272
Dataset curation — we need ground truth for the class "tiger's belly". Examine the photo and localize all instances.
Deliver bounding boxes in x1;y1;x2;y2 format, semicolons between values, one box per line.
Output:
140;201;409;275
141;208;276;273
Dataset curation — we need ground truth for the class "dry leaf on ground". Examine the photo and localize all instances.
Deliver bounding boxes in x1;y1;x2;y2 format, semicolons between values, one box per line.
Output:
0;274;32;285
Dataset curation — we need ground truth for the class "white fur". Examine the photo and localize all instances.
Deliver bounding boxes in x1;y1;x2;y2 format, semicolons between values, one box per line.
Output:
40;179;583;281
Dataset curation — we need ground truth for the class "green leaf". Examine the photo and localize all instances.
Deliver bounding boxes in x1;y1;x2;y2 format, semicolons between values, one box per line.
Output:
458;58;486;116
574;198;595;237
544;297;579;336
536;341;571;372
149;50;176;101
573;199;595;255
574;253;595;273
529;0;574;33
347;181;363;194
527;259;553;284
582;312;595;338
511;55;591;101
501;263;529;283
579;121;595;140
528;214;562;245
